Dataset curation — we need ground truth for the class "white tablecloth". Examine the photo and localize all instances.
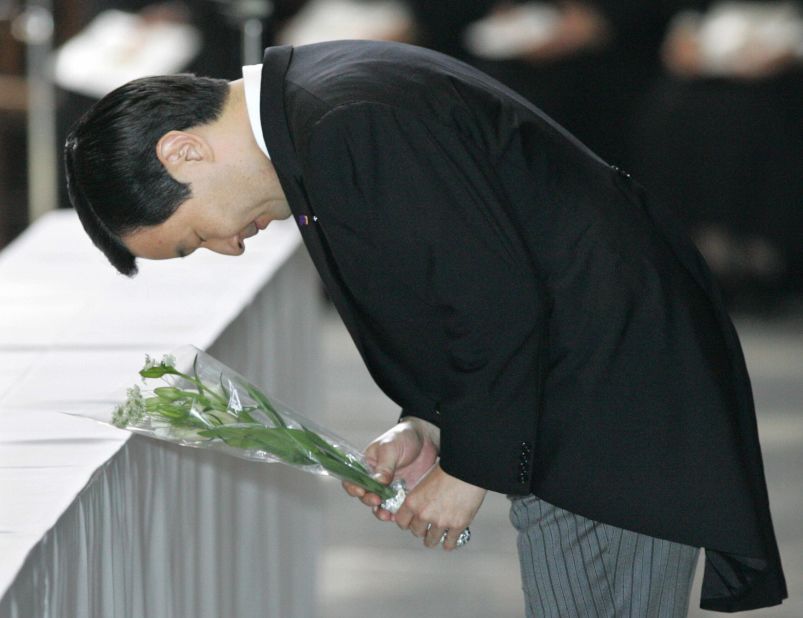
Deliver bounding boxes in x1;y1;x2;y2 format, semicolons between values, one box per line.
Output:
0;211;324;617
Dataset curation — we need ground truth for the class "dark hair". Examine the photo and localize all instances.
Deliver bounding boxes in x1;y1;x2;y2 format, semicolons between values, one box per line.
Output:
64;74;229;276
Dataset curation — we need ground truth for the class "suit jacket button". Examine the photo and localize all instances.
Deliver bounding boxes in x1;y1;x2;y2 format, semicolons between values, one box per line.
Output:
611;165;631;178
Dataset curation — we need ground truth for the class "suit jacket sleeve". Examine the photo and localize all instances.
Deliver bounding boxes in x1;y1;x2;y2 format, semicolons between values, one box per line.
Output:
299;101;547;493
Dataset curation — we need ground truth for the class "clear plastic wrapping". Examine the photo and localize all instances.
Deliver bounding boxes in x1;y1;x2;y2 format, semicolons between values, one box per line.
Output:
100;346;469;546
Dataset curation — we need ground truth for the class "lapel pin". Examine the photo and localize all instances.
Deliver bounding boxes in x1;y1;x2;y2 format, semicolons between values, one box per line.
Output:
297;215;319;226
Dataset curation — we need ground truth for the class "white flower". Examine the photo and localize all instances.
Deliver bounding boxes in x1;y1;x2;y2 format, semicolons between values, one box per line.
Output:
140;353;177;383
112;385;147;428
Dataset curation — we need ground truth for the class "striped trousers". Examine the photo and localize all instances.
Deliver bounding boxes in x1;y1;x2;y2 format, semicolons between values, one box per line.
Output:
509;495;700;618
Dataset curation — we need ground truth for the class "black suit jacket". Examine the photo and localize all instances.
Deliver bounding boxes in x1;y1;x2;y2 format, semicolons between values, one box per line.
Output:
258;40;785;611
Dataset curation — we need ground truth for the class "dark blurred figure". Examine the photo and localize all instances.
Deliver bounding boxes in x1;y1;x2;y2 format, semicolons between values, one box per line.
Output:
629;0;803;307
1;3;30;249
406;0;672;166
405;0;495;60
56;0;309;209
56;1;229;208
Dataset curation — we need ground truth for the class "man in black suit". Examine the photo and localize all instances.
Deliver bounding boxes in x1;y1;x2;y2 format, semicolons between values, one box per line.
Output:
64;40;785;615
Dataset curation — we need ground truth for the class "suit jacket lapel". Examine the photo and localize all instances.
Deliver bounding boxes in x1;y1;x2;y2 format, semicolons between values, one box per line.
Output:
260;45;368;358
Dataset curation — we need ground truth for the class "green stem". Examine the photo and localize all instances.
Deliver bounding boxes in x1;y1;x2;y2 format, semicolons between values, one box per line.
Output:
241;381;287;428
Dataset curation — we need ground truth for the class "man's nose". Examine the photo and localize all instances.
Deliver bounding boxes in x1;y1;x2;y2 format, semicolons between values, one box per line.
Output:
205;236;244;256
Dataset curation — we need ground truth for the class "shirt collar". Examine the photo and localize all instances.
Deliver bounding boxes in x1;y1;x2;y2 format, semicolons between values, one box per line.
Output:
242;63;270;159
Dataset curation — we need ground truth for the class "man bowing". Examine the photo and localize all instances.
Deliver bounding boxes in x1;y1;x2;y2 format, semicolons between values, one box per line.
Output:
64;40;785;616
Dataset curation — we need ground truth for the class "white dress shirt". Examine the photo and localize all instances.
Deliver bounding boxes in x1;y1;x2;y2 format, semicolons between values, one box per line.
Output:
242;64;271;159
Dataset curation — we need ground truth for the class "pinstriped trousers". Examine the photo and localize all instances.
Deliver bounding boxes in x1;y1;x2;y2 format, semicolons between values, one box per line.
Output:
509;495;700;618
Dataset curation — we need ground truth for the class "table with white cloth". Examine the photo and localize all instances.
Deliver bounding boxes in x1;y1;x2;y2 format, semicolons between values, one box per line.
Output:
0;211;324;618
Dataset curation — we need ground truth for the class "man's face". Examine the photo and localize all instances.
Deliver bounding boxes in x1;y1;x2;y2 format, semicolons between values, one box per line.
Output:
124;121;292;262
122;186;291;260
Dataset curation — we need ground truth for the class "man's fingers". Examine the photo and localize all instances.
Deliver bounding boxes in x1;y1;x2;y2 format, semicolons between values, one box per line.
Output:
372;505;394;522
409;519;429;538
371;465;394;485
342;481;385;508
439;529;459;551
341;480;365;498
359;492;382;508
424;525;448;548
342;481;386;513
408;519;454;549
394;507;413;530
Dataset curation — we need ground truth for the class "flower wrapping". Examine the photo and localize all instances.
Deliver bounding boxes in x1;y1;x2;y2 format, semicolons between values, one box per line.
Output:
104;346;469;546
110;346;398;501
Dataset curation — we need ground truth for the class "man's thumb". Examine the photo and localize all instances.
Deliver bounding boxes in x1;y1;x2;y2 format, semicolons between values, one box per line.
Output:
371;443;398;485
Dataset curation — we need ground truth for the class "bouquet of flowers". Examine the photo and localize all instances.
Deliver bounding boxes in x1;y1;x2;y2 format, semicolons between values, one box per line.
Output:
108;346;469;546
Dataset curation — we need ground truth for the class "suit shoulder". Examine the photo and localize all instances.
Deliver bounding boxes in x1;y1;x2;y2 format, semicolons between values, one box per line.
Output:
284;40;493;117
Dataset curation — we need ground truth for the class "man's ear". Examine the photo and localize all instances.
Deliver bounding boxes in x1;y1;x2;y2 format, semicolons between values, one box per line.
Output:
156;131;210;178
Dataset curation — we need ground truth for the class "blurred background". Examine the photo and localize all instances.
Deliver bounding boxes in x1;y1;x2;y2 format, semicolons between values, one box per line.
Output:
1;0;801;308
0;1;801;616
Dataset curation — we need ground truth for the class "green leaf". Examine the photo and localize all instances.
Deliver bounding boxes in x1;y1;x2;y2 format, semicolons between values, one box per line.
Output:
299;425;366;471
140;365;181;379
153;387;190;401
192;355;202;395
312;449;394;499
150;402;191;421
238;406;257;424
198;426;316;466
219;375;231;401
282;427;393;499
241;381;286;428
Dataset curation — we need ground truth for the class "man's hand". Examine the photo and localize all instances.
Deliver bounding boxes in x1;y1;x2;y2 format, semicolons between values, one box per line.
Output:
394;464;487;551
342;417;439;518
